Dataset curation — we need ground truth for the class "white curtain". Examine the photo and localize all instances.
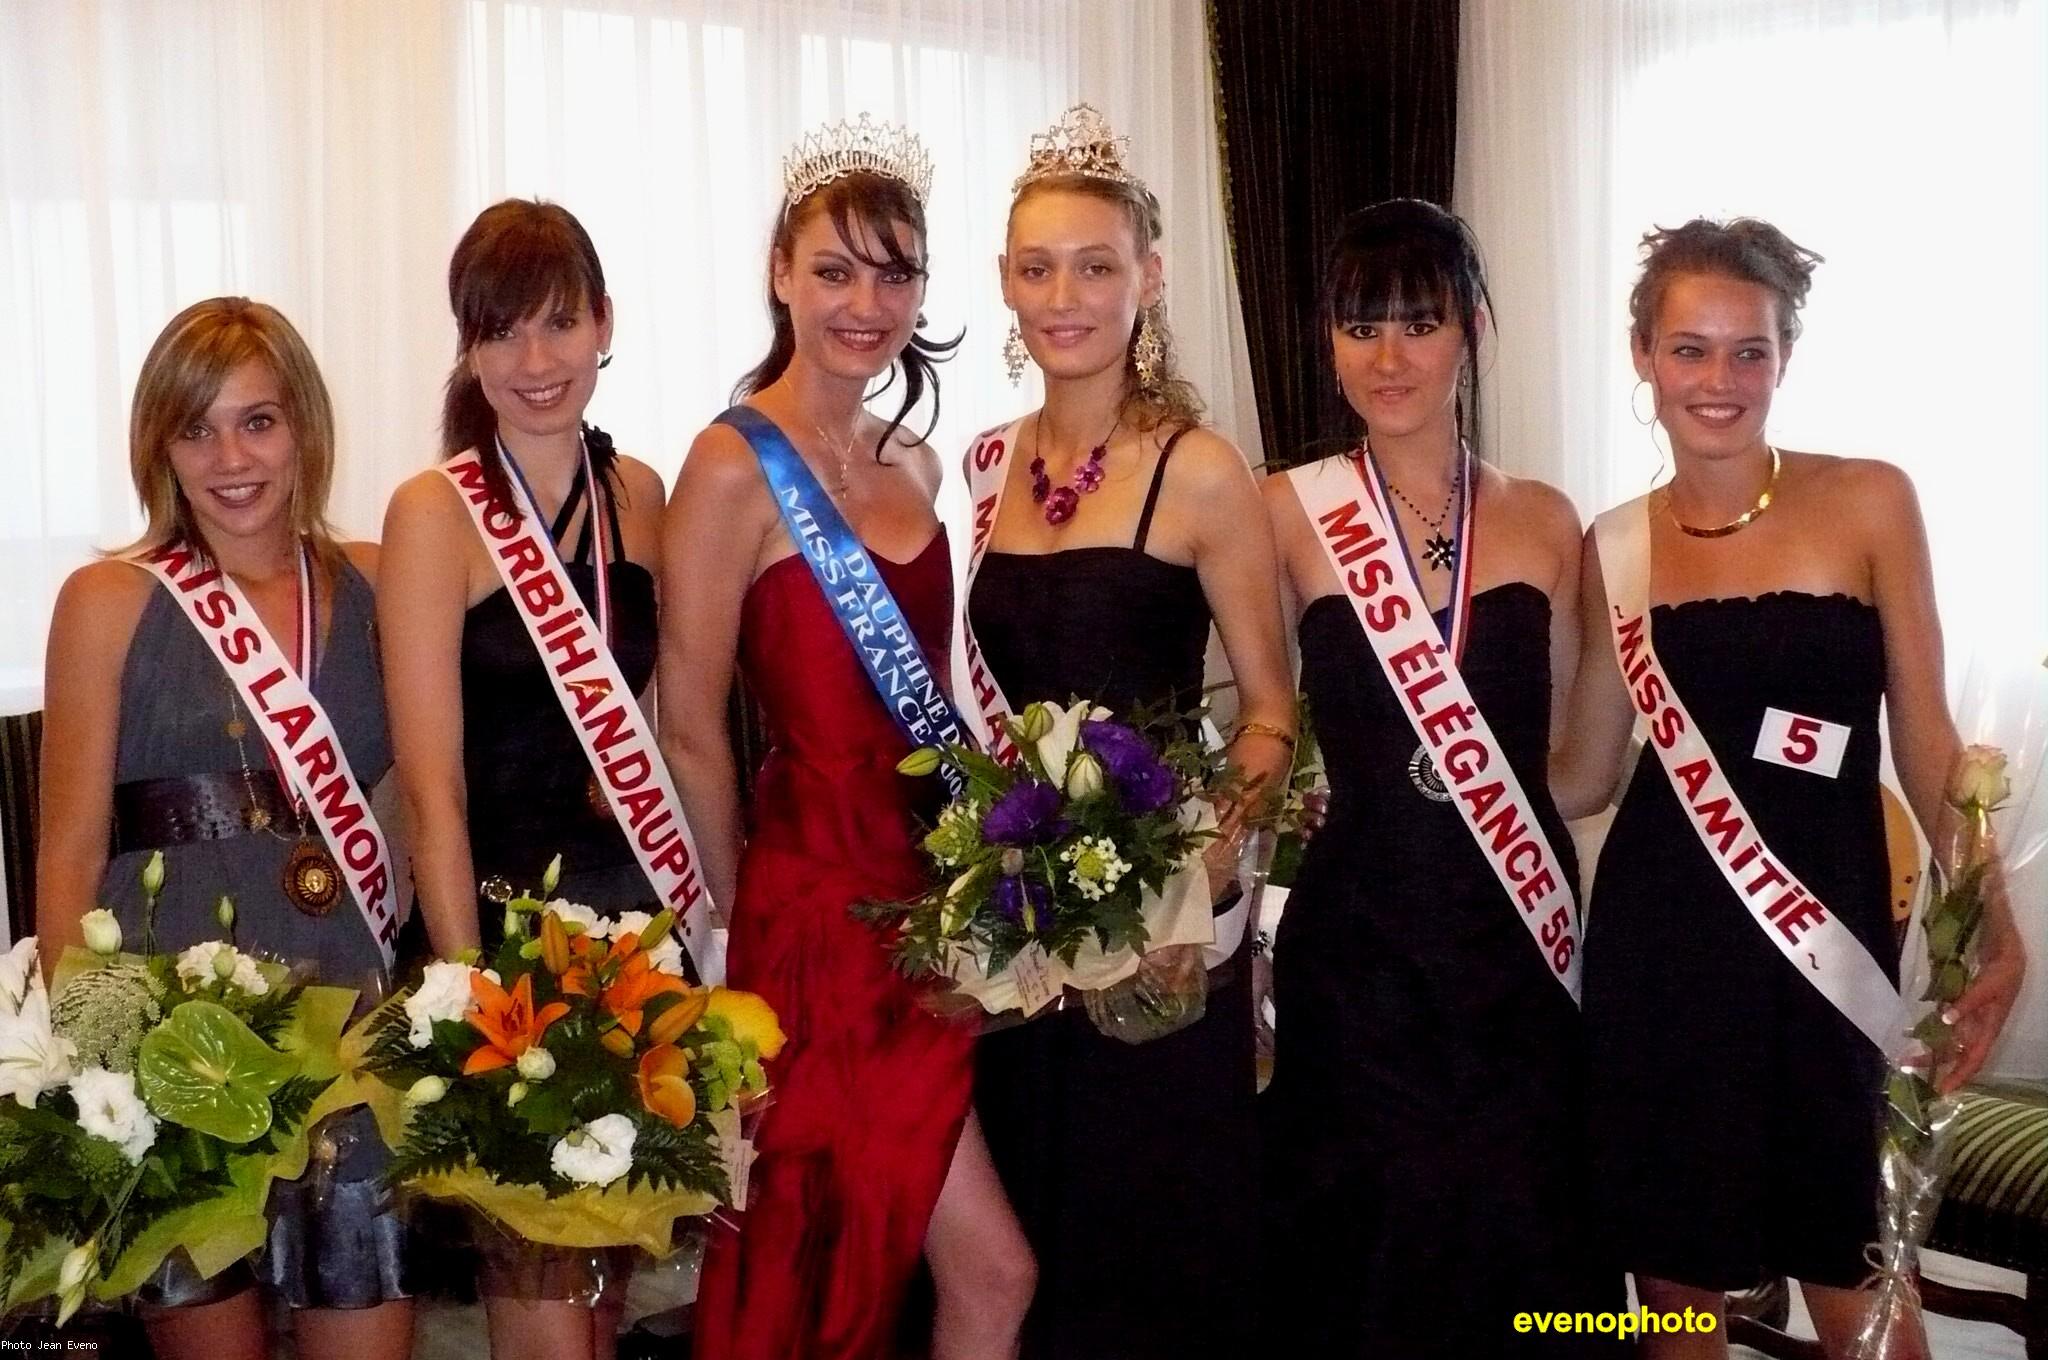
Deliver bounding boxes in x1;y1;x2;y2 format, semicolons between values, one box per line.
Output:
0;0;1253;713
1458;0;2048;1077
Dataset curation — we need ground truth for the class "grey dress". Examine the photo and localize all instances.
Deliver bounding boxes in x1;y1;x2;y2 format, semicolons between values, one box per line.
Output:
101;555;410;1309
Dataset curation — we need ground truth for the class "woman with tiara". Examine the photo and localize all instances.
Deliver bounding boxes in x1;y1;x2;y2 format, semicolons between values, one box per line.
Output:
1553;218;2024;1357
664;117;1033;1360
1260;201;1617;1354
381;199;687;1359
957;104;1295;1360
38;298;412;1359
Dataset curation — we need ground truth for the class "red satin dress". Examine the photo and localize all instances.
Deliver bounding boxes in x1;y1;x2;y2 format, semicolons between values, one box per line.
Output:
693;531;975;1360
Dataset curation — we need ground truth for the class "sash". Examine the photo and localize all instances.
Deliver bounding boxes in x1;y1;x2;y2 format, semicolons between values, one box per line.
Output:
130;540;399;967
439;442;723;984
1285;453;1583;1000
1593;496;1902;1056
716;406;973;800
957;420;1026;765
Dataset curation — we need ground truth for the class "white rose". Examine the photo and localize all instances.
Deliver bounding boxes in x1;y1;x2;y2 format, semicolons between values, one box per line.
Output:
80;910;122;957
608;910;688;976
550;1113;637;1187
0;971;77;1108
517;1046;557;1081
403;962;488;1048
544;900;605;937
1949;744;2012;812
69;1067;157;1163
174;942;269;996
0;935;39;1016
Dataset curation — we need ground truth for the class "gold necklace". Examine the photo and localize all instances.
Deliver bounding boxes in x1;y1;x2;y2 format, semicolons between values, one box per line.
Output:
812;416;860;498
1668;446;1781;538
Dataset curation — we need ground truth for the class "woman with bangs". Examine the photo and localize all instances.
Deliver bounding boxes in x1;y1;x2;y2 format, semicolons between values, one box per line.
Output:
665;120;1032;1360
380;198;669;1359
1259;200;1616;1354
39;297;413;1359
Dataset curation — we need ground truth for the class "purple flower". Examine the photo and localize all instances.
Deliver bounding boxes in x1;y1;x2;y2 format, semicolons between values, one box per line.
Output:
1082;720;1179;814
994;875;1052;929
1044;485;1079;524
982;780;1067;846
1074;458;1106;493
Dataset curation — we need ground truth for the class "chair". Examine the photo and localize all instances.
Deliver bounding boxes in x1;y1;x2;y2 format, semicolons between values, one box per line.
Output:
0;709;41;944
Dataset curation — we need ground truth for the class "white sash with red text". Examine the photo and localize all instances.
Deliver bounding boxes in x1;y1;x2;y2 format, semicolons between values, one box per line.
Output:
1593;496;1902;1056
129;541;399;968
1286;456;1583;1000
439;448;723;984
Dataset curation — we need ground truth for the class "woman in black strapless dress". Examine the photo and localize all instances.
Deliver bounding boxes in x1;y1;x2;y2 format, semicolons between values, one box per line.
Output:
962;106;1297;1360
1553;217;2026;1358
1262;201;1618;1355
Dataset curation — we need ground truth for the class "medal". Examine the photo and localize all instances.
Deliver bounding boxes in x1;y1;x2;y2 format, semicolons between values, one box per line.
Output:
586;770;612;818
1406;744;1451;803
283;837;342;916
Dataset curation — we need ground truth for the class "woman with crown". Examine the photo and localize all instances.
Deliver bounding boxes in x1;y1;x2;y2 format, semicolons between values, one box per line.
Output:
953;104;1296;1360
664;116;1034;1360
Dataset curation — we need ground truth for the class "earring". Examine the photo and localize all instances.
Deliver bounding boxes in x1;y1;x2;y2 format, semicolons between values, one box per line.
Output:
1630;378;1656;427
1002;321;1029;387
598;351;613;370
1132;306;1166;392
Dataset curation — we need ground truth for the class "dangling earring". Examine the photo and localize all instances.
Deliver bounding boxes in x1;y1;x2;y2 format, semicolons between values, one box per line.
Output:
598;351;613;370
1002;321;1029;387
1132;305;1166;392
1630;378;1656;426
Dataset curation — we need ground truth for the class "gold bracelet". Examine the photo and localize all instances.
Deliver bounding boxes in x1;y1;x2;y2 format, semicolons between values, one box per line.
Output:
1231;720;1297;750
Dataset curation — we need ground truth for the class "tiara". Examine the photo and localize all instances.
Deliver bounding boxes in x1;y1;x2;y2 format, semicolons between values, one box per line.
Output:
1013;103;1144;193
782;113;934;208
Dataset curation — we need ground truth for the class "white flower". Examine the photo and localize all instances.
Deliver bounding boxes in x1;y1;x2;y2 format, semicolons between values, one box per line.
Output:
540;853;563;897
550;1113;637;1187
139;851;166;900
605;911;687;977
403;962;490;1048
544;899;605;937
1064;751;1105;799
507;1081;529;1108
69;1067;157;1163
56;1237;97;1326
404;1076;448;1107
80;910;122;957
1032;701;1089;787
1061;835;1131;903
0;968;77;1107
0;935;39;1016
173;941;269;996
517;1046;557;1081
1949;744;2012;813
938;870;979;937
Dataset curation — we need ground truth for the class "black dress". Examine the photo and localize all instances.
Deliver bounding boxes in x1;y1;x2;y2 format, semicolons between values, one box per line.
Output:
968;433;1257;1360
1586;592;1894;1291
459;454;659;923
1263;583;1618;1356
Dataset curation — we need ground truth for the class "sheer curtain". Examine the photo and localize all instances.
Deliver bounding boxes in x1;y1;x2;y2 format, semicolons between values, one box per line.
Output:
0;0;1251;714
1458;0;2048;1077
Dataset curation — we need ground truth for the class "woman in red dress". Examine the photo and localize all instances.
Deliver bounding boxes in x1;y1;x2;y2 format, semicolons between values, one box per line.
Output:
660;119;1034;1360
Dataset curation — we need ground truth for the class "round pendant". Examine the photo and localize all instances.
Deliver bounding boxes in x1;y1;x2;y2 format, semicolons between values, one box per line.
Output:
585;771;612;819
282;838;342;917
479;875;515;905
1407;744;1451;803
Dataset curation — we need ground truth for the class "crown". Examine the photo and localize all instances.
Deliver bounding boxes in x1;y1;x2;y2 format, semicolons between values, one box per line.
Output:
1014;103;1143;193
782;113;934;208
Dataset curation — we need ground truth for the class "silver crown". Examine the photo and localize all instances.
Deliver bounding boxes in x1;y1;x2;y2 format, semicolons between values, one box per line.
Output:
1013;103;1143;193
782;113;934;208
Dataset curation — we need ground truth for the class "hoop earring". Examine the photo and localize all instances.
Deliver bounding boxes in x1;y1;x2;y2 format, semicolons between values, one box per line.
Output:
1646;418;1673;490
1132;305;1166;392
1630;378;1656;427
1002;320;1029;387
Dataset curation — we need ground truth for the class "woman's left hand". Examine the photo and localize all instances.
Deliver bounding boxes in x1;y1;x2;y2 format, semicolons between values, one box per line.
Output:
1937;925;2027;1094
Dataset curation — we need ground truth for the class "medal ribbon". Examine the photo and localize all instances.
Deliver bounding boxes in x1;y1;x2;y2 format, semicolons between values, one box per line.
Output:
1360;441;1476;662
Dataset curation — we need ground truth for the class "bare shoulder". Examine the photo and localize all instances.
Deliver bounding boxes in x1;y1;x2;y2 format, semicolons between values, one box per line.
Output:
1792;451;1922;529
905;437;944;500
1491;465;1584;548
385;466;469;531
339;539;380;585
51;558;155;663
674;422;768;500
612;454;670;512
1162;425;1256;496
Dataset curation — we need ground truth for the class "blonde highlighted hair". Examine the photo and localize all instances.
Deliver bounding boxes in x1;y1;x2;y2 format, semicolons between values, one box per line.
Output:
120;297;339;560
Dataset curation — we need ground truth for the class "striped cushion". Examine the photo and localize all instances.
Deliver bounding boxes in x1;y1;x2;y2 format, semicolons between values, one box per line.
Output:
1928;1082;2048;1273
0;710;41;942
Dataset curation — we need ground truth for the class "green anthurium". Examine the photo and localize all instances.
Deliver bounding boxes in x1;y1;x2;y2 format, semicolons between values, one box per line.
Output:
136;1000;298;1144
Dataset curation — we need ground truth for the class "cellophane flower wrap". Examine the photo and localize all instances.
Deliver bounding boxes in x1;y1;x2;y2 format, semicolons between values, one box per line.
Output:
0;857;354;1325
1851;658;2047;1359
858;699;1220;1017
363;861;781;1257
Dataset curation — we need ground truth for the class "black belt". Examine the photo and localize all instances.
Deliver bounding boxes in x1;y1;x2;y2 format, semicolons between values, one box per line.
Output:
111;771;294;857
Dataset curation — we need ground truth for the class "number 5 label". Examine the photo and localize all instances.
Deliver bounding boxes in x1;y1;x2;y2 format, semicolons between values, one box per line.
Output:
1753;706;1850;779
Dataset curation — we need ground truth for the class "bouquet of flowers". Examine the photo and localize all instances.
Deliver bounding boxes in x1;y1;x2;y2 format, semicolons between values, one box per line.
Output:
1853;661;2048;1358
862;699;1220;1022
362;858;781;1258
1;856;353;1325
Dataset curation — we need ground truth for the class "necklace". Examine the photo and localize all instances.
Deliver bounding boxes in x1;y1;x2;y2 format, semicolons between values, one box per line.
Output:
1370;443;1464;572
1030;413;1120;526
1668;446;1781;538
812;416;861;498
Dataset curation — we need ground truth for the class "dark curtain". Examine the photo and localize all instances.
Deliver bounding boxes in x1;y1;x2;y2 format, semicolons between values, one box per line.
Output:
1210;0;1460;468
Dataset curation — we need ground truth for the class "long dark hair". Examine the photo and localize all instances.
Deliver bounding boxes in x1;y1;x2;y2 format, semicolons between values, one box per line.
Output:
1320;198;1493;455
734;171;957;458
441;199;612;514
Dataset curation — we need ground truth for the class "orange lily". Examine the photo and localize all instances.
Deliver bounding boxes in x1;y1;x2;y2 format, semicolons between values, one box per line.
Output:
463;971;569;1075
637;1044;697;1127
647;988;710;1047
563;934;688;1037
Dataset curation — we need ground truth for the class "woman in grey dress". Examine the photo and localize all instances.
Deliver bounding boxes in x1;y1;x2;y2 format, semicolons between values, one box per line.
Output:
37;297;413;1360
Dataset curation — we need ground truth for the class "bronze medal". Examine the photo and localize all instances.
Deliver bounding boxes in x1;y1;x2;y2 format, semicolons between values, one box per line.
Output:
283;838;342;916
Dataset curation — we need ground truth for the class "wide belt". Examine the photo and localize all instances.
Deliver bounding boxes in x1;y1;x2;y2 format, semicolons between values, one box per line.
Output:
111;771;293;856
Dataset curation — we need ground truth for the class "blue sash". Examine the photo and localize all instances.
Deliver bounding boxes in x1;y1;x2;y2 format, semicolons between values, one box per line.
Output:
717;406;971;798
